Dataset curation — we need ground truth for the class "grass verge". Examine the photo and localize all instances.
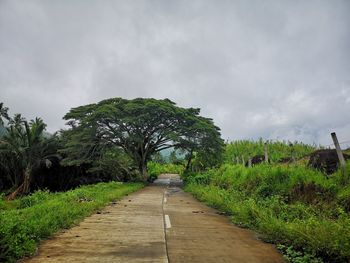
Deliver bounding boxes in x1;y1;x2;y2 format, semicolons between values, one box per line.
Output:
184;164;350;263
0;182;143;262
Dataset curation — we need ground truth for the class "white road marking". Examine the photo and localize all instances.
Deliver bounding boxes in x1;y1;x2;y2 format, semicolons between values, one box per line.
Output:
165;215;171;229
164;197;167;203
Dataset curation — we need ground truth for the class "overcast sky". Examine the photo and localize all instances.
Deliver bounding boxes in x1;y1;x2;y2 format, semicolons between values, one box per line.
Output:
1;0;349;146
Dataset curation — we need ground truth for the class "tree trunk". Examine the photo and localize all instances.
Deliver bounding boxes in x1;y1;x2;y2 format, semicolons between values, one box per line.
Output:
6;166;32;200
185;150;193;171
137;147;150;181
142;163;148;180
138;161;148;181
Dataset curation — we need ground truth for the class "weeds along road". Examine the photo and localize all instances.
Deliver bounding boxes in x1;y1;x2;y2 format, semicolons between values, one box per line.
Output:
22;174;284;263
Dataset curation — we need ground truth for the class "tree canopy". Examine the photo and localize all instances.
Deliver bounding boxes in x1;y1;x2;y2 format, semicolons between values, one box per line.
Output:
62;97;223;179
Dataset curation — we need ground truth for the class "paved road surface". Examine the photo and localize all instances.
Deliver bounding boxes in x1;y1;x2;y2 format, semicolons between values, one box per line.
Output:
22;174;284;262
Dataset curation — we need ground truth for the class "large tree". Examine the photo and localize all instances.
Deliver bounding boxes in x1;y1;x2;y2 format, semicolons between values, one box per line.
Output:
62;98;223;179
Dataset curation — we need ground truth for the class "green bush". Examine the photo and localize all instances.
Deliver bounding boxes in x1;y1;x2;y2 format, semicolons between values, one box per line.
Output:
0;182;143;262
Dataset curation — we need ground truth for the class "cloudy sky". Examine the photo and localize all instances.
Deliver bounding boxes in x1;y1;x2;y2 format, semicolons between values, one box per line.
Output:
1;0;349;146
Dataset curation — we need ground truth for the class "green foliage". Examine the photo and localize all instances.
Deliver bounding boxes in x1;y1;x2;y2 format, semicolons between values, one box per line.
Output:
337;183;350;212
277;244;323;263
17;190;51;209
152;151;166;164
185;164;350;262
224;139;315;164
0;113;60;196
0;182;143;262
87;148;141;182
147;161;185;180
168;150;181;164
62;97;223;179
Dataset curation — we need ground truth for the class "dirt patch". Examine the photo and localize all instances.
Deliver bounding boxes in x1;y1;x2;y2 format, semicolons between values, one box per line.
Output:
290;182;334;204
307;149;350;174
278;157;293;164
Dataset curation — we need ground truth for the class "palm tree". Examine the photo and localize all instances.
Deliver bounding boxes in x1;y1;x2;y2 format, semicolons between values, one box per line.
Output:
0;102;10;125
0;117;57;199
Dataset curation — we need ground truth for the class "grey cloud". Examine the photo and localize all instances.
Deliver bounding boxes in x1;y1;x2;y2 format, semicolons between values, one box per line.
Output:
1;0;349;146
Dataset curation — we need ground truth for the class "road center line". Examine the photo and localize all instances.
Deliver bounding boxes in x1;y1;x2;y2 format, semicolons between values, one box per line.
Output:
165;215;171;229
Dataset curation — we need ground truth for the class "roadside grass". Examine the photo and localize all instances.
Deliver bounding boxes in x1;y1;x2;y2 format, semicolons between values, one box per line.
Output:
224;140;316;164
184;163;350;263
0;182;143;262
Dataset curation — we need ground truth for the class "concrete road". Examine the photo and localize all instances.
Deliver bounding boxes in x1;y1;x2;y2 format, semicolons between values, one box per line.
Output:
22;174;284;263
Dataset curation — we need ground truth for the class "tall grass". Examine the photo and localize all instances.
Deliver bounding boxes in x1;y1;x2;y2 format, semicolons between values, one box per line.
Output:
224;139;316;164
184;163;350;262
0;182;143;262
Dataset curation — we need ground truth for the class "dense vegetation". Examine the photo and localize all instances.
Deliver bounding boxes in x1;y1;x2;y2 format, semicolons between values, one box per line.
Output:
0;98;223;262
0;105;140;197
2;98;348;263
148;161;185;181
62;97;223;179
0;98;223;195
224;139;316;164
184;141;350;263
0;98;223;261
0;182;143;262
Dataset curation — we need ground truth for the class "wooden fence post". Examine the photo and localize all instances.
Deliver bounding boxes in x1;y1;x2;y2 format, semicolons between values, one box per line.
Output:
264;142;269;163
331;132;346;174
236;156;239;164
241;155;245;166
290;145;295;163
248;157;252;167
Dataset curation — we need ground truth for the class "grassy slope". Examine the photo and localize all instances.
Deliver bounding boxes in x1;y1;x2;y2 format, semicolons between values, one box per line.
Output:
184;164;350;263
0;182;143;262
224;140;316;163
